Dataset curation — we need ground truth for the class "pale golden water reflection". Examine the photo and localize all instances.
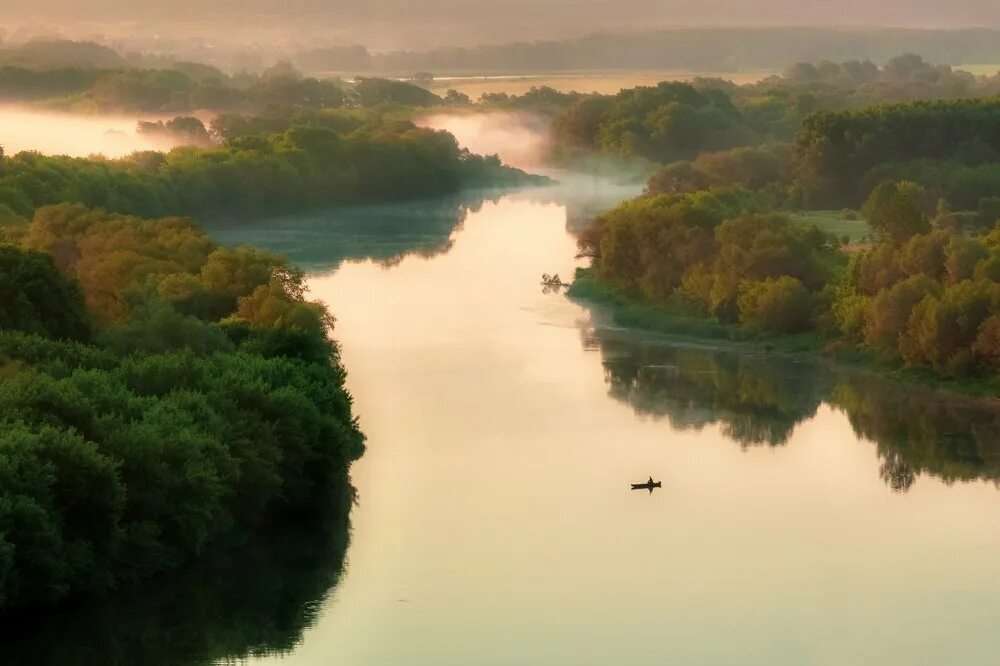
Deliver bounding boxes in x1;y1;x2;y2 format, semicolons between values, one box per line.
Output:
7;188;998;665
236;193;1000;666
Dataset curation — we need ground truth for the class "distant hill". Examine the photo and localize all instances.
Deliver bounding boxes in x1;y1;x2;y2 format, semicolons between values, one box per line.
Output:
0;39;125;68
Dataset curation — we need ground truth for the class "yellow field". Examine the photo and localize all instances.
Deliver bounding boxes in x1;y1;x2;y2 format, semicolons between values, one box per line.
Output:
954;64;1000;76
424;70;773;97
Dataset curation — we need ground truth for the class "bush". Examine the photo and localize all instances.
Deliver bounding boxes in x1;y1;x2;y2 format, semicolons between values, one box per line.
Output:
738;276;814;333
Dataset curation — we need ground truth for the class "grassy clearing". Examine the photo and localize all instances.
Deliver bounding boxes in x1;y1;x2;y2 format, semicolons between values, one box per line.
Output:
789;210;871;244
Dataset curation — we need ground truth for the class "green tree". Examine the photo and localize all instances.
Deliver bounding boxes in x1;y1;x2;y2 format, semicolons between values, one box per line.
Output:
738;276;814;333
0;245;90;340
862;181;930;244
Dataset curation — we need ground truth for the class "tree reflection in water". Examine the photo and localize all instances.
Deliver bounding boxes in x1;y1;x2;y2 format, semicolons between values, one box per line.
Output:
202;192;500;274
0;483;354;666
587;328;1000;492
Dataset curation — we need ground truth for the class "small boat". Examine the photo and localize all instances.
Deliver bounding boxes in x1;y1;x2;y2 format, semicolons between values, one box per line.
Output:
631;478;662;492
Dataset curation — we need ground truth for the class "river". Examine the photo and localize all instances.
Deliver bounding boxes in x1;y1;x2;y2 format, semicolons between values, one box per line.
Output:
6;126;1000;666
224;185;1000;666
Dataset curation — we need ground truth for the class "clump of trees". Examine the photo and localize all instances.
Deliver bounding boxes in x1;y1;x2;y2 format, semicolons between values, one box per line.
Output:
553;82;758;164
827;181;1000;376
579;175;1000;382
0;119;542;221
136;116;212;146
0;204;365;611
578;187;839;331
646;144;791;196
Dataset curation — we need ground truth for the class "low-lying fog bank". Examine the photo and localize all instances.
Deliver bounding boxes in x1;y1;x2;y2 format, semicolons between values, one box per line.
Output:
418;111;553;170
0;106;202;157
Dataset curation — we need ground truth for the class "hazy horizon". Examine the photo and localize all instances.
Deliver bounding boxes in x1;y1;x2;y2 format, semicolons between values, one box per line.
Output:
3;1;1000;50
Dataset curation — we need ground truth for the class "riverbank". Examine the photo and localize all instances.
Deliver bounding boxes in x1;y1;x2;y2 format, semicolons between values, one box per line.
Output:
568;267;1000;400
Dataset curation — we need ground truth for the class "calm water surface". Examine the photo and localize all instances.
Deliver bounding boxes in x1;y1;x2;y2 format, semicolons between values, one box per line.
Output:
213;187;1000;665
6;181;1000;664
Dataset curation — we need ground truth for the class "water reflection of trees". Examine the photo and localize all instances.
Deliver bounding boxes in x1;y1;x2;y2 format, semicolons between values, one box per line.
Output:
204;192;499;273
830;383;1000;492
0;485;353;666
595;335;827;447
589;330;1000;491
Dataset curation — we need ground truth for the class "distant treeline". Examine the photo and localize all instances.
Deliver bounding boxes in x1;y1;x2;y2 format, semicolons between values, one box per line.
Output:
8;31;1000;77
548;56;1000;216
0;116;542;222
551;54;1000;165
293;28;1000;73
0;59;446;113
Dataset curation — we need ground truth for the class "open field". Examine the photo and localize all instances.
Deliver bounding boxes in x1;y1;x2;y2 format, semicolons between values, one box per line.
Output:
422;69;773;97
955;63;1000;76
789;210;871;244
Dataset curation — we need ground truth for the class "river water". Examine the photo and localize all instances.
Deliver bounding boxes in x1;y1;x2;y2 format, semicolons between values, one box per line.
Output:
206;181;1000;665
7;127;1000;666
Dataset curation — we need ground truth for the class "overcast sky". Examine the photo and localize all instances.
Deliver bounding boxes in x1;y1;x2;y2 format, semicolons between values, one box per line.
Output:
2;0;999;48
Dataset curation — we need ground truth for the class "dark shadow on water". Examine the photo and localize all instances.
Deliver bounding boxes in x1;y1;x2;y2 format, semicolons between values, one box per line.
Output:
0;483;355;666
586;327;1000;492
201;191;505;274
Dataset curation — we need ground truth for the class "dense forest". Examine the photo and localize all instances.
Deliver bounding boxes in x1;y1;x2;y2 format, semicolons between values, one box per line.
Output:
1;487;351;665
550;55;1000;165
571;89;1000;388
0;203;365;611
0;116;542;223
793;98;1000;207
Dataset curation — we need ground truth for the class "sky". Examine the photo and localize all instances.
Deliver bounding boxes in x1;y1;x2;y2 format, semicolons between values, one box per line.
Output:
2;0;1000;49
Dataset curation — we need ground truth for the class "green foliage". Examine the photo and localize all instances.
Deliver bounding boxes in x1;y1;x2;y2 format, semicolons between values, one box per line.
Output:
0;245;90;340
353;77;441;107
860;161;1000;213
794;98;1000;206
646;144;792;196
553;82;758;164
738;276;814;334
0;206;364;611
551;54;1000;175
136;117;211;146
580;189;839;329
0;120;542;221
581;180;1000;381
862;181;930;244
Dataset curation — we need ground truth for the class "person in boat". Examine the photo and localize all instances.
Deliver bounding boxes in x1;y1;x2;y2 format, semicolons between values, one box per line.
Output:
648;476;654;485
